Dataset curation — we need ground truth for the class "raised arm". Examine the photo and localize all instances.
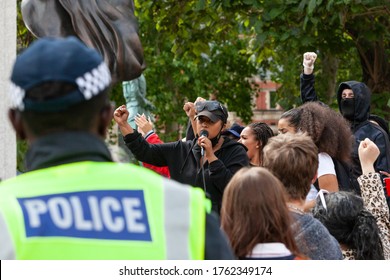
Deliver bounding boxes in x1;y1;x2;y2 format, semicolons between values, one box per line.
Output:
357;138;390;259
300;52;318;103
113;105;134;136
183;97;207;139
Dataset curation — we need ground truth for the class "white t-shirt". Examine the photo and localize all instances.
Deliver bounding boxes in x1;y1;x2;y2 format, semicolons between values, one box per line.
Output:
318;152;336;177
305;153;336;202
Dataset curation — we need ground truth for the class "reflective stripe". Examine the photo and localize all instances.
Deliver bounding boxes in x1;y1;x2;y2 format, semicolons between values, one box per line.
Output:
0;211;16;259
0;162;205;259
163;178;190;259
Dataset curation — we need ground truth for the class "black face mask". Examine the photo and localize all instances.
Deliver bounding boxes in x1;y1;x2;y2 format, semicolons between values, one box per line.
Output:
340;98;355;121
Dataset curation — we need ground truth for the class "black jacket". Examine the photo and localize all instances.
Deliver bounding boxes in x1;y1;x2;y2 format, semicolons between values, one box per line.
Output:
124;131;249;213
24;131;234;260
301;74;390;204
336;81;390;184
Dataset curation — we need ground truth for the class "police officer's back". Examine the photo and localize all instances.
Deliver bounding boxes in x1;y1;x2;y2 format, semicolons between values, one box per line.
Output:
0;37;233;260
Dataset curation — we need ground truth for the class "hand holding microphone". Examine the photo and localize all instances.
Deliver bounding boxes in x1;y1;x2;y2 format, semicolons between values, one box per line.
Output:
199;130;209;157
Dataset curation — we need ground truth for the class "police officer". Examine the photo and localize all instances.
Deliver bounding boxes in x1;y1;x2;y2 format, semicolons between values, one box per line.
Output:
0;36;233;260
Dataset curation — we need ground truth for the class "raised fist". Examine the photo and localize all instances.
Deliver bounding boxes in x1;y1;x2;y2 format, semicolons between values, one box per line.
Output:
302;52;317;74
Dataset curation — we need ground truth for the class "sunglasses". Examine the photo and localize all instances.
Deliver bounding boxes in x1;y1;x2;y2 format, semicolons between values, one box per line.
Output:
195;101;228;118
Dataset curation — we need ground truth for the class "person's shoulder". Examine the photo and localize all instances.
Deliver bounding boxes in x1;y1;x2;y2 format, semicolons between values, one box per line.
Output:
293;214;342;257
368;122;390;138
318;152;332;162
302;214;340;242
204;211;235;260
359;121;390;141
158;138;194;150
293;213;329;234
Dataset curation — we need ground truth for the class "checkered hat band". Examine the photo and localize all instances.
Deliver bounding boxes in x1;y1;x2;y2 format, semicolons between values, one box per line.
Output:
8;62;111;111
8;83;26;110
76;62;111;100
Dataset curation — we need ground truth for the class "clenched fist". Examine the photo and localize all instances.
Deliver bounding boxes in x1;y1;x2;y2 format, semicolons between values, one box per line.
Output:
303;52;317;74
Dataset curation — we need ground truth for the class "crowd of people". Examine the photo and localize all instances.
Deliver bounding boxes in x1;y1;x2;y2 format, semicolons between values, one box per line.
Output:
1;37;389;260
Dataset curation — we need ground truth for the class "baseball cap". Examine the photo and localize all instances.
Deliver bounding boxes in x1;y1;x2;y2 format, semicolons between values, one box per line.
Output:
222;123;244;138
9;36;111;112
194;101;228;123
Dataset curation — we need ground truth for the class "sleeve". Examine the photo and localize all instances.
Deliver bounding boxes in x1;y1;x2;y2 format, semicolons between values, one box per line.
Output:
145;132;163;144
204;211;235;260
358;172;390;259
185;120;196;141
142;132;171;178
317;153;336;177
300;73;318;103
292;215;343;260
372;130;390;176
123;131;177;167
208;145;249;193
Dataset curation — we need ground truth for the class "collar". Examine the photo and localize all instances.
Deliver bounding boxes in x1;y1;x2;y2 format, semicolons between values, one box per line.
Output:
25;132;113;171
247;243;293;258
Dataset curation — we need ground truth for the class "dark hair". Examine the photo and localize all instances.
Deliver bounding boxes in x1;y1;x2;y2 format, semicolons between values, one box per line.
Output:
221;167;303;259
312;191;384;260
20;82;111;136
262;133;318;200
298;102;353;163
248;122;274;146
279;108;301;131
247;122;274;165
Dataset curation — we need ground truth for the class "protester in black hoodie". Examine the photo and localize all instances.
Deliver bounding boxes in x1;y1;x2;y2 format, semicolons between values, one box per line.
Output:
113;101;249;214
300;52;390;208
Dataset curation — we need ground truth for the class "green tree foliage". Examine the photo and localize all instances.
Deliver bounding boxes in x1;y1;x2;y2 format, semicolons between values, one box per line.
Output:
133;0;258;140
132;0;389;115
17;0;390;140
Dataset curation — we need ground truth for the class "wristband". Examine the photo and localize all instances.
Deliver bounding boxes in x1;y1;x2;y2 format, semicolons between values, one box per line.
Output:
144;130;154;140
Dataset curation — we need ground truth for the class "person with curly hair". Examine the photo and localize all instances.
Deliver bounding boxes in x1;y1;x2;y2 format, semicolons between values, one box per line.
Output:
278;102;355;196
238;122;274;167
301;52;390;210
221;167;307;260
312;138;390;259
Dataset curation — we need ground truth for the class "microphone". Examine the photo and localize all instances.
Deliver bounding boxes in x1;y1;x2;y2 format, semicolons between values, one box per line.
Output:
200;130;209;156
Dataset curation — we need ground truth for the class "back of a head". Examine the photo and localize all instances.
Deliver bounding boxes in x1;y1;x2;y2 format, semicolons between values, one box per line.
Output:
222;123;244;140
8;36;112;136
280;108;301;129
312;191;384;260
262;133;318;201
248;122;275;146
298;102;353;162
221;167;298;258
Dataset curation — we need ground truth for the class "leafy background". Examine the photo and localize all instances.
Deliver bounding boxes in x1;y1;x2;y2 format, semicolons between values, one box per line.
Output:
16;0;390;170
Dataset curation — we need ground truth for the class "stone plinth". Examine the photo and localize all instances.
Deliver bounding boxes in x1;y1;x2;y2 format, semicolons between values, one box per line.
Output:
0;1;17;181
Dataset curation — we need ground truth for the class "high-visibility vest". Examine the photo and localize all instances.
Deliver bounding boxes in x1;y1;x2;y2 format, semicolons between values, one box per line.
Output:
0;161;206;260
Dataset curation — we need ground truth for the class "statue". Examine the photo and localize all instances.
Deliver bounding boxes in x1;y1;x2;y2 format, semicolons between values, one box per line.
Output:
21;0;145;83
123;74;155;129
